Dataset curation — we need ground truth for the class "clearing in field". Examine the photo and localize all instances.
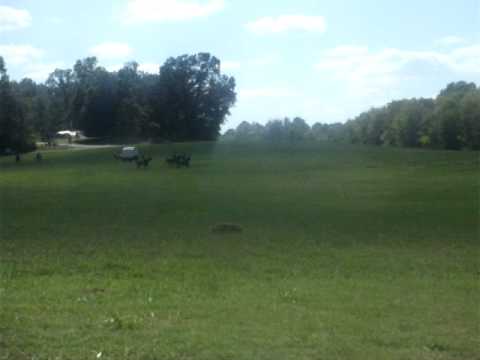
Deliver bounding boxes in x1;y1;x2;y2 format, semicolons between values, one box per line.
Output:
0;143;478;359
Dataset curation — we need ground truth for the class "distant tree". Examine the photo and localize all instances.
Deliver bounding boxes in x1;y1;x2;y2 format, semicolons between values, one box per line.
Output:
31;89;54;140
114;62;145;137
220;128;237;142
394;99;434;147
435;97;463;150
235;121;260;141
81;68;118;137
434;82;477;150
264;119;286;142
326;123;349;143
153;53;236;141
45;69;77;130
69;58;119;137
0;57;35;153
219;121;267;142
310;123;329;141
3;51;476;152
459;89;480;150
73;57;98;83
438;81;476;99
288;117;310;141
344;85;476;151
11;78;37;133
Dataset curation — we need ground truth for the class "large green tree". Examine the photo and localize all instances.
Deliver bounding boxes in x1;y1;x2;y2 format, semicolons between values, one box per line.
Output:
45;69;77;131
0;57;35;153
114;62;151;138
460;89;480;150
153;53;236;141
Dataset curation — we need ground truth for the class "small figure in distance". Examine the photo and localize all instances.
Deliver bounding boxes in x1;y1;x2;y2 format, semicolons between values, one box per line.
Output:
36;152;43;162
15;152;21;163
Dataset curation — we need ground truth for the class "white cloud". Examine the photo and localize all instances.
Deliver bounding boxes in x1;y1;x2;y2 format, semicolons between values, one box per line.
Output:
123;0;224;24
449;44;480;73
139;63;160;73
246;15;326;34
24;62;65;82
0;5;31;32
436;36;467;47
221;61;241;71
0;44;61;82
239;87;300;99
89;42;133;60
0;44;44;66
315;44;480;98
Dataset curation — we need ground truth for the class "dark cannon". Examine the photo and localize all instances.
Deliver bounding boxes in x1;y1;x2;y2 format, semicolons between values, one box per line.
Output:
166;153;191;168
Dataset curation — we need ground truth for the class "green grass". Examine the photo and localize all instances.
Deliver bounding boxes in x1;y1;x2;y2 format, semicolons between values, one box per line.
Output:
0;142;479;359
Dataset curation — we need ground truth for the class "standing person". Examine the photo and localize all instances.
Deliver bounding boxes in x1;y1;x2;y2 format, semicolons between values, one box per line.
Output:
15;153;20;163
36;152;43;162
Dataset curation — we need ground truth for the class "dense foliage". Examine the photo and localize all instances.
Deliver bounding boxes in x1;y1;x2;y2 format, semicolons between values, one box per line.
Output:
0;58;36;153
223;82;479;150
0;53;236;153
1;49;477;154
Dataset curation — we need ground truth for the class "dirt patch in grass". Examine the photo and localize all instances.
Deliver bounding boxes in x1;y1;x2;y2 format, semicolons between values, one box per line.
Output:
211;223;244;234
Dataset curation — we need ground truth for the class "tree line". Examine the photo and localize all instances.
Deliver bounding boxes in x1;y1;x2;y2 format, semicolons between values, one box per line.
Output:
1;53;478;154
0;53;236;153
222;82;479;150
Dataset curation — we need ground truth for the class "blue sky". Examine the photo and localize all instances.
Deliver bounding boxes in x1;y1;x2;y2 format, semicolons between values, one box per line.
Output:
1;0;479;129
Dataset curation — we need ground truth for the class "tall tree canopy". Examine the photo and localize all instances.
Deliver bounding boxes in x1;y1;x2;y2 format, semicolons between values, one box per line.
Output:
0;57;35;153
0;52;236;152
153;53;236;141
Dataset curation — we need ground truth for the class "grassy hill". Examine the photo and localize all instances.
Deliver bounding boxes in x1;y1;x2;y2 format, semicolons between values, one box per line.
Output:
0;142;478;359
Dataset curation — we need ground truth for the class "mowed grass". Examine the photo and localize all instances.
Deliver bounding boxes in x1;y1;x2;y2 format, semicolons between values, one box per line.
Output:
0;142;478;360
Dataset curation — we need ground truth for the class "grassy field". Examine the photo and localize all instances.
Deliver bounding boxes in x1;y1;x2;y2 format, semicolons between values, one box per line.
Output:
0;142;478;360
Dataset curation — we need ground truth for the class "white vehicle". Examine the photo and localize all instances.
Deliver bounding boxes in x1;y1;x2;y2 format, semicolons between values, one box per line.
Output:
117;146;140;161
57;130;81;137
